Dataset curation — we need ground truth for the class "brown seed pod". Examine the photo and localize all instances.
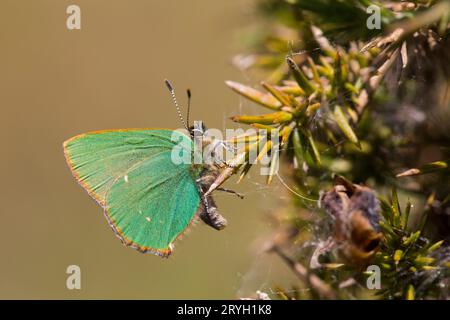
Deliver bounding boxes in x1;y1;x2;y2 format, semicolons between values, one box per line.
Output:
319;176;382;265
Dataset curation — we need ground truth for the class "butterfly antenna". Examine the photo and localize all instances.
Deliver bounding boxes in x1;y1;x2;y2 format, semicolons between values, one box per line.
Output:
186;89;192;128
165;79;188;130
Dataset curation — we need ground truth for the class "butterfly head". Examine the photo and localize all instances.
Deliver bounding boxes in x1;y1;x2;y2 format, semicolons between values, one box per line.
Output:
188;121;207;140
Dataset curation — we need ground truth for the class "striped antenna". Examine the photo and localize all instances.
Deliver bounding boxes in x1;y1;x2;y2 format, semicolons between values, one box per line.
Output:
165;79;188;130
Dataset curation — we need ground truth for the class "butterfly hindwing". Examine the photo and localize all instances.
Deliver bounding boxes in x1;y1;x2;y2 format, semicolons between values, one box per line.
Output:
63;129;201;256
105;150;201;255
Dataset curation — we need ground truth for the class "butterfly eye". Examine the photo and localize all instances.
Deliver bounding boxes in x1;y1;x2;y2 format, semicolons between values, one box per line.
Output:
189;121;207;138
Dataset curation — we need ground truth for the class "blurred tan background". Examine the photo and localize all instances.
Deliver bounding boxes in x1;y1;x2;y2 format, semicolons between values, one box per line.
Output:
0;0;297;299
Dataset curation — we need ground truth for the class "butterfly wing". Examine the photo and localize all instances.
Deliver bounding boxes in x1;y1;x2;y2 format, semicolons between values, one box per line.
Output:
63;129;201;256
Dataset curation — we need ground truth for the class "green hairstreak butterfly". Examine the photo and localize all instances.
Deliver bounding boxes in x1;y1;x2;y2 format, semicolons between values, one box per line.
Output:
63;80;242;257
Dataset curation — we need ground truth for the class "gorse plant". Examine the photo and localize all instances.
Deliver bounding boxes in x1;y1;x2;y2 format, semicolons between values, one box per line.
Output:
228;0;450;299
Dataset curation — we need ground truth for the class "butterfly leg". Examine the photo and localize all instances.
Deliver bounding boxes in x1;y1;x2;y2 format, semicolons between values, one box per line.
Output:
209;139;239;168
217;187;244;199
220;160;239;169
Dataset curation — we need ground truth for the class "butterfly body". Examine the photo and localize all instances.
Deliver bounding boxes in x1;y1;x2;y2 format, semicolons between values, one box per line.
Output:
63;128;229;257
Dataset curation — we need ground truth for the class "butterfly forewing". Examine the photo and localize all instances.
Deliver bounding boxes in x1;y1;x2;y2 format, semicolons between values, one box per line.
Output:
63;129;201;256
